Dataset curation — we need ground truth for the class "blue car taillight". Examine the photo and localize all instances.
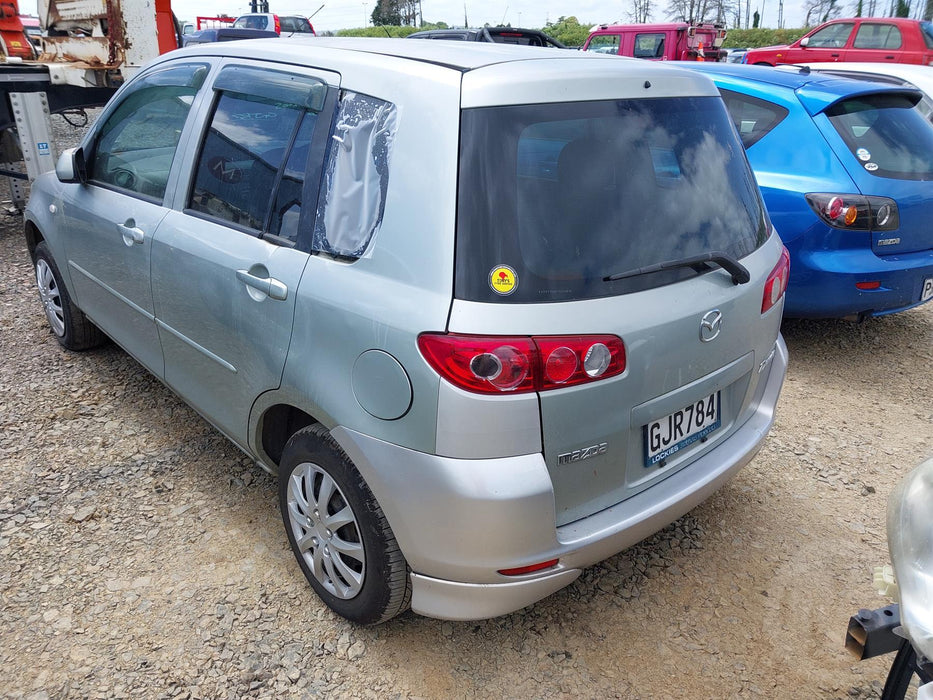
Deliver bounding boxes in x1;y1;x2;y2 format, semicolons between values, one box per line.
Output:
805;193;899;231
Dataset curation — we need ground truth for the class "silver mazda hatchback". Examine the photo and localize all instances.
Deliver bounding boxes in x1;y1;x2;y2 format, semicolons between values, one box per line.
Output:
25;38;788;624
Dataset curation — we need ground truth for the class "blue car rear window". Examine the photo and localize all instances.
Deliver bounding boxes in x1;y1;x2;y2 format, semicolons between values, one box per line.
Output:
455;96;769;303
827;93;933;180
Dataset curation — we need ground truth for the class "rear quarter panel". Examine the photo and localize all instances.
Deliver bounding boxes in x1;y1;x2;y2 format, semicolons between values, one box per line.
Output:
274;55;462;456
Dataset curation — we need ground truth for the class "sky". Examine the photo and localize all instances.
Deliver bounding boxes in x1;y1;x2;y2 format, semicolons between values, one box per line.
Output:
19;0;812;34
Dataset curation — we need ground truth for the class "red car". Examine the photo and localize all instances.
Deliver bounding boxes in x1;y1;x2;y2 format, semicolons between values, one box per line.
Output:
744;18;933;66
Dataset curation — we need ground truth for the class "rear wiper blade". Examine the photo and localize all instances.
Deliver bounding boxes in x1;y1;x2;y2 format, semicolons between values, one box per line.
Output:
603;251;751;286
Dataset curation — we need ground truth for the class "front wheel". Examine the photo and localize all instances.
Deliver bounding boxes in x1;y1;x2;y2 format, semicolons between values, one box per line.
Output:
33;241;105;351
882;639;933;700
278;424;411;624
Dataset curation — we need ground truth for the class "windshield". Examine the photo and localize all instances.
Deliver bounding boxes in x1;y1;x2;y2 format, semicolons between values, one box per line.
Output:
827;93;933;180
455;96;769;303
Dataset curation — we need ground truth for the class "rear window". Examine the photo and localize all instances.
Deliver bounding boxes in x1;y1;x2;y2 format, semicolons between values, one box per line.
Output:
455;96;769;303
282;17;313;33
489;32;545;46
233;16;269;30
827;93;933;180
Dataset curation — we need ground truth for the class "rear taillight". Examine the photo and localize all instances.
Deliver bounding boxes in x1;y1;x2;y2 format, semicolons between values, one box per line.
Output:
805;193;899;231
273;14;281;33
417;333;626;395
762;246;790;314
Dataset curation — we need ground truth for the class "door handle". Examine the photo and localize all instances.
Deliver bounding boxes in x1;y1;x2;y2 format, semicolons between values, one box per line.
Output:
117;220;145;246
830;53;840;58
236;269;288;301
885;55;895;60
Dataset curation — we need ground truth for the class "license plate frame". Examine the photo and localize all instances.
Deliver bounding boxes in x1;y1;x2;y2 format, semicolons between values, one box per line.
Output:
644;391;721;467
921;277;933;303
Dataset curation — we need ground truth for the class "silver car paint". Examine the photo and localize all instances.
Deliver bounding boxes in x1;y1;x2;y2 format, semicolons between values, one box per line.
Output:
26;39;787;620
331;333;785;619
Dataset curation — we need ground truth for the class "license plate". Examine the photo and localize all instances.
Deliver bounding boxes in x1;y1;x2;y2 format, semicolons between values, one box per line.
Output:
645;391;721;467
922;278;933;303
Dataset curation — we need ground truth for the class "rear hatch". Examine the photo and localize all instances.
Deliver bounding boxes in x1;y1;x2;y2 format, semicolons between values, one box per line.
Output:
451;90;783;526
802;85;933;256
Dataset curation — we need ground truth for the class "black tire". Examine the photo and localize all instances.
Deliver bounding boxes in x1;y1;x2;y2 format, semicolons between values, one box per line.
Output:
278;424;411;624
33;241;105;351
882;639;933;700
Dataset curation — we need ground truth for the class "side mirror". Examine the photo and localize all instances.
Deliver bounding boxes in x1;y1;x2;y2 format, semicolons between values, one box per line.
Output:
55;147;86;184
800;36;810;48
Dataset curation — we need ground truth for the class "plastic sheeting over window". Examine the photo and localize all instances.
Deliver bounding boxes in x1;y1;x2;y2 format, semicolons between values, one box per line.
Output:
313;92;397;258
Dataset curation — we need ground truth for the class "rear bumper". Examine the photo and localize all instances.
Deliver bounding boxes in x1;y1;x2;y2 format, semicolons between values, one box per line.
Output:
784;245;933;319
332;336;787;621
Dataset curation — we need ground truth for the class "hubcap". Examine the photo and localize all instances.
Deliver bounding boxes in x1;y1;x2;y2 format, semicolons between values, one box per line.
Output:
286;462;365;599
35;259;65;337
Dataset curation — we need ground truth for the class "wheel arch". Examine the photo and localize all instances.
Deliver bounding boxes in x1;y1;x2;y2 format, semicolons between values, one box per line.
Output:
252;397;321;472
24;219;44;260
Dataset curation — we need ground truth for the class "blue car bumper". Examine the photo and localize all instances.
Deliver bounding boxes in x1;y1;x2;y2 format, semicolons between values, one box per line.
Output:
783;244;933;319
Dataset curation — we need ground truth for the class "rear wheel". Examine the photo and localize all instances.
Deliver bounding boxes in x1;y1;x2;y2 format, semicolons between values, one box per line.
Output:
278;424;411;624
33;241;105;350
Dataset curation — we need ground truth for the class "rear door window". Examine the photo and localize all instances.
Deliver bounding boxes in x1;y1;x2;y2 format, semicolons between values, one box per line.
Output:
718;89;790;148
827;93;933;180
187;65;329;246
852;23;902;49
456;96;769;303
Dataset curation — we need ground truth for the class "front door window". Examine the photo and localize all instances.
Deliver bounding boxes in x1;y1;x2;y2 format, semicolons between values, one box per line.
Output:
88;63;208;202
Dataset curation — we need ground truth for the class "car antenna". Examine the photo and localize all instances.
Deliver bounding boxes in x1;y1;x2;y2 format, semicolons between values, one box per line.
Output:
799;65;811;74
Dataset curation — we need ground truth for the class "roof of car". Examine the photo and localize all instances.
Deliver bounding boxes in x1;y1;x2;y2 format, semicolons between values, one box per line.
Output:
168;37;720;108
590;22;715;31
680;62;924;115
175;36;628;71
797;61;933;84
807;16;927;25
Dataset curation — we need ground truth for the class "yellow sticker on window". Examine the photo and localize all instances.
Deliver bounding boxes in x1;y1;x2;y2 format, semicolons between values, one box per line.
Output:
489;265;518;296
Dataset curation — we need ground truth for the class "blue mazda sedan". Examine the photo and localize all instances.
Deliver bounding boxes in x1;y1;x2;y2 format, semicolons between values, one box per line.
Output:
686;63;933;320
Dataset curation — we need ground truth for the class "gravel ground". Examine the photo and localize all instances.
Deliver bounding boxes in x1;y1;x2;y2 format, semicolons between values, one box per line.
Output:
1;114;932;699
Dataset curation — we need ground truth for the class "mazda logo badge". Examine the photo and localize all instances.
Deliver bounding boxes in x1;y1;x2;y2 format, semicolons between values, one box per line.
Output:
700;309;723;342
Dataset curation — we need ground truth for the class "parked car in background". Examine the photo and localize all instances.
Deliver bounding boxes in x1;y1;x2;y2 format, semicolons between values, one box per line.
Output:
722;47;748;63
182;26;277;46
406;26;565;47
232;12;315;36
744;18;933;66
583;22;727;61
24;38;787;624
686;62;933;319
798;62;933;122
